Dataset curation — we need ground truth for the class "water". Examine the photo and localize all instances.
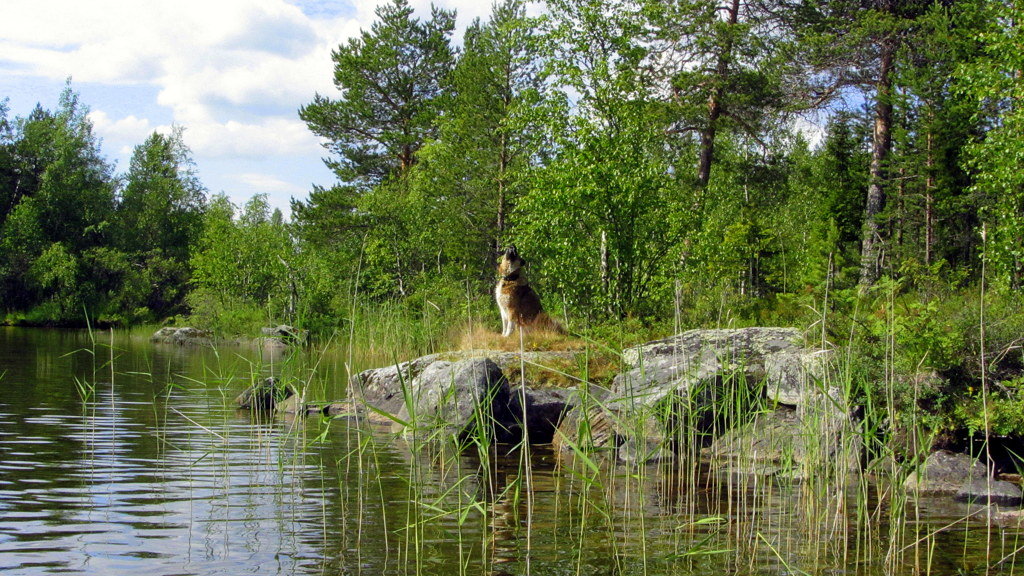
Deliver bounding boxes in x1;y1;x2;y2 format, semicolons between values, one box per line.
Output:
0;327;1022;575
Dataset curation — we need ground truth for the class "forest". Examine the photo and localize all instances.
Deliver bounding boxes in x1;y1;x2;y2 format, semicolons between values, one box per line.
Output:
1;0;1023;434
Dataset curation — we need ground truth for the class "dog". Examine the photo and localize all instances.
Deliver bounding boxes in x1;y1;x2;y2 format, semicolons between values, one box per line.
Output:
495;245;562;337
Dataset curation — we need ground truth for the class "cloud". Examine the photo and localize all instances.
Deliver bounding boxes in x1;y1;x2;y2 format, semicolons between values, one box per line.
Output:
87;110;162;155
236;172;309;196
2;0;352;140
184;117;323;159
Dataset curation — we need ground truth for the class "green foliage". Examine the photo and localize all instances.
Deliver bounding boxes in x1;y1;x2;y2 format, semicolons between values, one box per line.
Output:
956;0;1024;288
189;194;294;335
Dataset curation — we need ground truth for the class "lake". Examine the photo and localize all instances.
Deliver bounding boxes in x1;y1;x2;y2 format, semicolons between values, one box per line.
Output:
0;327;1021;575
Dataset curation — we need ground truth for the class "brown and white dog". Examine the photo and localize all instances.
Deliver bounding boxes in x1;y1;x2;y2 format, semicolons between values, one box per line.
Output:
495;245;561;337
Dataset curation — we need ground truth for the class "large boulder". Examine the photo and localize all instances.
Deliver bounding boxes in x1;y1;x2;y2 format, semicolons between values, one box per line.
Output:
618;327;831;407
351;351;581;442
350;353;444;416
394;357;515;440
555;327;840;464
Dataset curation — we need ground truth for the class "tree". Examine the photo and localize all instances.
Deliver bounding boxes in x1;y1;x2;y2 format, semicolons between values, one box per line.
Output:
31;85;115;249
957;0;1024;288
105;127;206;320
295;0;456;297
515;0;680;317
652;0;798;189
0;99;16;224
190;194;294;329
118;127;206;261
298;0;455;189
407;0;543;286
795;0;954;287
0;84;115;318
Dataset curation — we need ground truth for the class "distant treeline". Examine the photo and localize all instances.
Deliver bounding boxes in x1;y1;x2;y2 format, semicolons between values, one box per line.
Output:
1;0;1022;334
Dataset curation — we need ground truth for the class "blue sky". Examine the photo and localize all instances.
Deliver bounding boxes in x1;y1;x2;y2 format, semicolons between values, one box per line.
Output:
0;0;494;218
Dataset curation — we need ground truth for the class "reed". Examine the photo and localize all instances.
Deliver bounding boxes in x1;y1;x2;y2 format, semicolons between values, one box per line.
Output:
76;287;1018;575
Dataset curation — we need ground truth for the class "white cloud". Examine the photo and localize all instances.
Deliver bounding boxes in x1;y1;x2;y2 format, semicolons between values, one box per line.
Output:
2;0;353;146
236;172;308;196
183;117;322;159
87;110;163;155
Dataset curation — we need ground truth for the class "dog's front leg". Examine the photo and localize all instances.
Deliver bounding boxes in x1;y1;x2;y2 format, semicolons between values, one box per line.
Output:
498;305;510;337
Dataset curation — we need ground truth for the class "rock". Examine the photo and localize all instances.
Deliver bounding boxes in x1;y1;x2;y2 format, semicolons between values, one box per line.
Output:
235;377;294;411
508;386;577;443
151;326;214;346
704;404;859;478
394;357;515;440
350;353;444;416
955;478;1023;506
993;509;1024;526
619;327;830;407
552;386;619;453
556;327;837;462
903;450;989;495
260;325;309;346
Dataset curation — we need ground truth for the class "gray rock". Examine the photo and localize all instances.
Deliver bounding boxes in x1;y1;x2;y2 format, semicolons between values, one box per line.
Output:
394;358;514;440
350;353;444;416
618;327;829;407
704;404;859;478
260;325;309;345
955;478;1023;506
558;327;837;463
151;326;214;346
235;377;294;411
553;400;620;454
904;450;990;495
508;386;577;443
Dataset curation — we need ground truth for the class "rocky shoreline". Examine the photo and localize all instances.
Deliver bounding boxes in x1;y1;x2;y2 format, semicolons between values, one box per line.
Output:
152;324;309;350
229;326;1023;511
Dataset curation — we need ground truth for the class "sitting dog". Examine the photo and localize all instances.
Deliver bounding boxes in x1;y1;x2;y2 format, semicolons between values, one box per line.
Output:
495;245;562;337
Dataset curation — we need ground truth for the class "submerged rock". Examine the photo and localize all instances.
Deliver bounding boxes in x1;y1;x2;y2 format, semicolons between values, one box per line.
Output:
903;450;989;495
955;478;1023;506
234;377;295;412
151;326;214;346
259;325;309;348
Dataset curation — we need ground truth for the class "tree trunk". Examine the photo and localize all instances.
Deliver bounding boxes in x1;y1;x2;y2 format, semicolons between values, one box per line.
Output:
858;35;896;287
696;0;739;188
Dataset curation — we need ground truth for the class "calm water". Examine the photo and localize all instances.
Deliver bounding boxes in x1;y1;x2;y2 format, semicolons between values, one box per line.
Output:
0;327;1021;576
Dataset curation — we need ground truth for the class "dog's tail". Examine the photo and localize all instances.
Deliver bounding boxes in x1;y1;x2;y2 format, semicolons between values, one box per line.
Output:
533;312;567;335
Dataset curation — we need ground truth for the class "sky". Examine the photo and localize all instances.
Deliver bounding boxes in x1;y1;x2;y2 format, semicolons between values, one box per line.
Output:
0;0;496;218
